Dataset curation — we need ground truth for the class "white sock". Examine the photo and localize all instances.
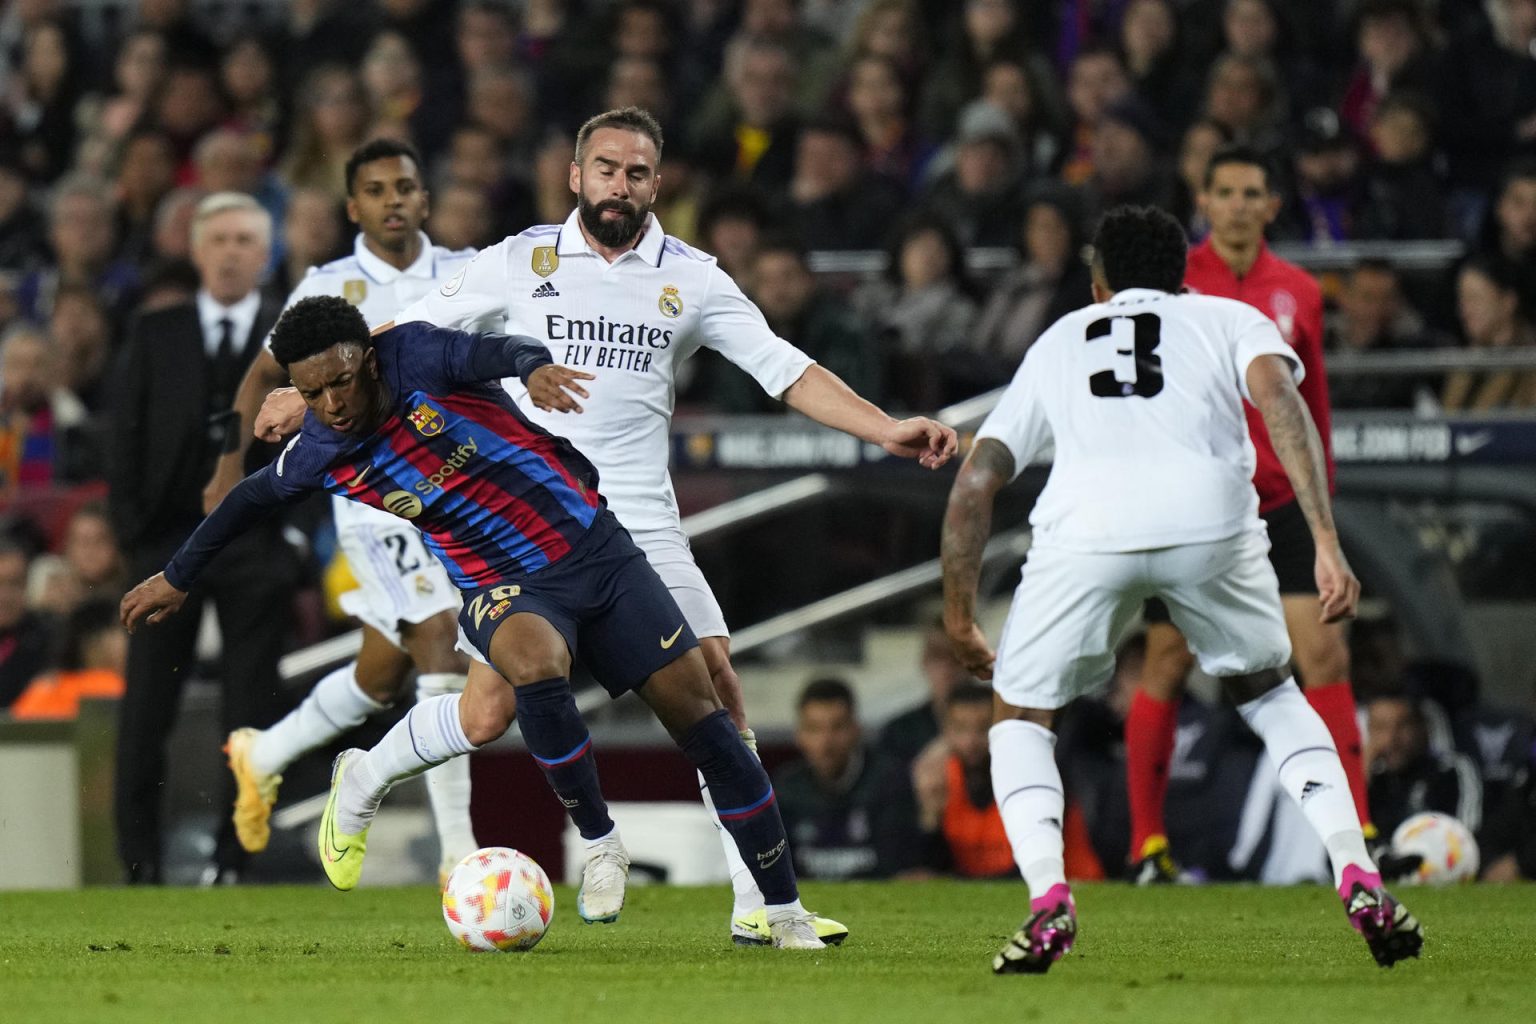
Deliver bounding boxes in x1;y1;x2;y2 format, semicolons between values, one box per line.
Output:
765;898;808;924
251;663;388;777
1236;679;1375;888
582;825;619;851
990;719;1067;901
339;693;477;835
699;769;765;917
417;673;478;864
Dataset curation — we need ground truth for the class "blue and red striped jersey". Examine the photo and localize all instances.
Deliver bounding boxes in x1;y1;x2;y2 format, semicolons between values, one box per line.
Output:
269;323;602;587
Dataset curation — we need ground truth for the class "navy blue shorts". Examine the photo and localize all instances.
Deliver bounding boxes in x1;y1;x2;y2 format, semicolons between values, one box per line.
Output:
458;510;701;697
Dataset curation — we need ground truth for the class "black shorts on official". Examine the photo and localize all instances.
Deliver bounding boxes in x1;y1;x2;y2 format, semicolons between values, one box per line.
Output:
1142;500;1318;623
457;510;700;697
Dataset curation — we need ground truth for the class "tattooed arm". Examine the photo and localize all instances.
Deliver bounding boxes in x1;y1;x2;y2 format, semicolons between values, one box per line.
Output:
940;438;1016;679
1246;353;1360;622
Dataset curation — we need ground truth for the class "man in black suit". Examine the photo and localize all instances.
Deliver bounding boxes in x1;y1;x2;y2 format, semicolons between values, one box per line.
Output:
108;192;298;884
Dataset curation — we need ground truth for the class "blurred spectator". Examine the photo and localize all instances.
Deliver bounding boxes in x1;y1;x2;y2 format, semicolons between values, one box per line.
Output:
697;186;774;283
150;187;207;263
917;0;1036;139
846;54;934;191
282;66;371;199
442;125;536;240
1215;0;1325;115
26;500;125;617
193;130;289;240
8;599;126;720
47;285;111;410
1078;97;1176;225
465;64;540;182
114;130;178;267
0;148;46;272
134;0;217;68
1282;109;1365;243
6;17;82;183
1059;45;1131;185
155;63;226;181
361;30;427;144
845;0;929;82
1327;260;1440;410
972;185;1092;375
978;57;1064;180
789;116;905;251
135;257;200;315
1118;0;1201;135
879;617;971;771
18;175;138;323
1339;0;1438;150
530;132;577;227
1360;92;1447;240
739;0;841;115
1443;255;1536;411
0;539;50;709
1200;52;1285;162
716;236;875;413
108;192;296;884
277;188;346;296
277;0;376;82
1439;0;1536;194
693;36;800;193
772;677;919;879
75;29;166;174
0;322;99;487
854;212;981;409
1476;159;1536;312
430;181;494;251
219;35;285;161
604;56;674;131
1170;118;1231;238
909;682;1014;878
1365;692;1482;839
920;102;1027;248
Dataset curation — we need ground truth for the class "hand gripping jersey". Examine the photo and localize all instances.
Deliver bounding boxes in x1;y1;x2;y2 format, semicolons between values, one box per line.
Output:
1184;239;1334;513
394;210;815;533
976;288;1300;553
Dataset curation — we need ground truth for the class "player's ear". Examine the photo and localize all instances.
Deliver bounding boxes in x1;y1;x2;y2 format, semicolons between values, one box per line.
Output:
345;195;361;227
364;346;380;379
1263;190;1282;224
568;161;581;196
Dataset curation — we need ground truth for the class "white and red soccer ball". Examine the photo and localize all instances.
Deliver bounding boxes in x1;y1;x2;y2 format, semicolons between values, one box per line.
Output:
442;847;555;951
1391;811;1480;885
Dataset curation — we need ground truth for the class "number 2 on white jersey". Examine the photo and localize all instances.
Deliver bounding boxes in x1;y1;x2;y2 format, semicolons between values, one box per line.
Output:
1086;313;1164;398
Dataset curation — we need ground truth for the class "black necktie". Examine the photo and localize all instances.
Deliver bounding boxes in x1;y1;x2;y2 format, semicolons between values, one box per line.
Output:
217;317;235;363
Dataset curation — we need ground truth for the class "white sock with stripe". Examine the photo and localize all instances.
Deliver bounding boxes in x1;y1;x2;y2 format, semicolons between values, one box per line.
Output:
251;663;387;777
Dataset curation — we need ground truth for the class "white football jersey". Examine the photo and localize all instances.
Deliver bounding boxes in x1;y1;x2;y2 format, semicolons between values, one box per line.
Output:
271;232;477;534
977;288;1301;553
395;210;815;533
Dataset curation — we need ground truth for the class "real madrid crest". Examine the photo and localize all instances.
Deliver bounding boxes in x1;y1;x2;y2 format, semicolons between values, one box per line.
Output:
532;246;559;278
342;279;367;305
658;284;683;318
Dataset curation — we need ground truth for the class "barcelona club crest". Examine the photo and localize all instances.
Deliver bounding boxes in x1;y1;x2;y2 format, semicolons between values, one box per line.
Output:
408;402;445;437
658;284;683;318
342;279;368;305
532;246;559;278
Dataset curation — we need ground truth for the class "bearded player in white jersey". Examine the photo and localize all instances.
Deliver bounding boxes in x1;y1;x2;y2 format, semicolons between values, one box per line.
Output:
257;107;957;942
941;206;1423;975
205;140;481;882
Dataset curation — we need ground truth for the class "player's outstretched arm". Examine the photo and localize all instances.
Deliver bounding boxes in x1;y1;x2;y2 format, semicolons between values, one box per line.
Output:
205;347;289;511
1246;354;1360;623
782;364;959;469
940;439;1014;679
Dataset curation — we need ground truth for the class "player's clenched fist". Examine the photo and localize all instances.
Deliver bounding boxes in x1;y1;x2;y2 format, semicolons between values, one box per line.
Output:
881;416;959;469
527;364;594;414
120;573;187;633
945;619;996;680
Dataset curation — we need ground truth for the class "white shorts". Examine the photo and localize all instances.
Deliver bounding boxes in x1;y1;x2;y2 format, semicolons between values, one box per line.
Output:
453;521;728;665
334;496;459;650
992;529;1292;710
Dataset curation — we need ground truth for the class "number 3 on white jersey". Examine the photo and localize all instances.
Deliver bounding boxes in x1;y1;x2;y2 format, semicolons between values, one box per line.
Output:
1086;313;1164;398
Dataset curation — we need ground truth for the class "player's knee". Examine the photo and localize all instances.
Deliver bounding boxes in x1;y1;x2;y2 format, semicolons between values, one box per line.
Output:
400;614;467;675
1296;631;1350;688
354;661;410;704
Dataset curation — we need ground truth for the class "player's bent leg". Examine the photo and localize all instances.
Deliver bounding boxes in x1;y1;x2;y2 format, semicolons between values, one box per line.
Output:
231;626;407;854
1223;669;1423;966
1125;616;1194;878
991;697;1076;975
1284;596;1373;831
400;610;478;882
636;650;823;949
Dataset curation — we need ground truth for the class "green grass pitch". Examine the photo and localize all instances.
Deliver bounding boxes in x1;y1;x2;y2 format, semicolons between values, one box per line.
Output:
3;881;1533;1024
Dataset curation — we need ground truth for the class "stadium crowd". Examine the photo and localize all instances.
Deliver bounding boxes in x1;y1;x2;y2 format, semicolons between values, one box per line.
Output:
0;0;1533;881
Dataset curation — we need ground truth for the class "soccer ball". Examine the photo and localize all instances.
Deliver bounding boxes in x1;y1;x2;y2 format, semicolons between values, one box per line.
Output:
1391;811;1480;885
442;847;555;951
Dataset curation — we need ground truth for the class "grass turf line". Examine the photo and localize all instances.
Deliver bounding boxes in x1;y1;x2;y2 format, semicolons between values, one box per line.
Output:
2;881;1533;1024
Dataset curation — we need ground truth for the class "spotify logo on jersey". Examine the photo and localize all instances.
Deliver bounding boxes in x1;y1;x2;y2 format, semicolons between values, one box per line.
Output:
383;490;424;519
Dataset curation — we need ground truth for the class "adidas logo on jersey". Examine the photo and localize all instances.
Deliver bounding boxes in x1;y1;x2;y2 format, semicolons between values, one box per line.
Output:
531;282;560;298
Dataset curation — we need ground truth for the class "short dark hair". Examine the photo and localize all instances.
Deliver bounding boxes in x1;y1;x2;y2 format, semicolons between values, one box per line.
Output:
1092;205;1188;294
946;682;993;712
1202;142;1275;192
58;600;121;672
344;138;425;196
269;296;372;368
575;106;665;164
797;677;856;713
